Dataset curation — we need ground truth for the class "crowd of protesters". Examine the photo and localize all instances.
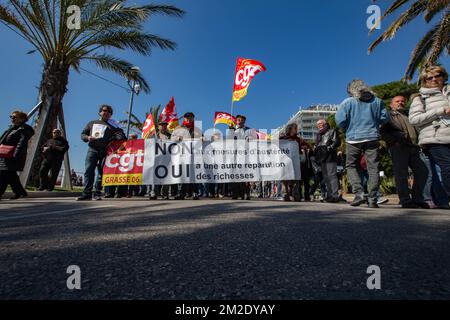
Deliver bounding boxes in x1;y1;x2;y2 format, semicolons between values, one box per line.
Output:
1;65;449;210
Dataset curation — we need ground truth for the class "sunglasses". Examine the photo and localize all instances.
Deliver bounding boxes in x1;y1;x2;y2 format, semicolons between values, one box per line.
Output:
426;74;443;81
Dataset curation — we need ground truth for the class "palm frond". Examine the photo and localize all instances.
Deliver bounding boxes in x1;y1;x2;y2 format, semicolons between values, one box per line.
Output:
424;0;450;22
83;54;150;93
369;0;427;52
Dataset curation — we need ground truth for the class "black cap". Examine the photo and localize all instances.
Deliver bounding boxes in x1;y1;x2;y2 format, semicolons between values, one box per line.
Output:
183;112;195;118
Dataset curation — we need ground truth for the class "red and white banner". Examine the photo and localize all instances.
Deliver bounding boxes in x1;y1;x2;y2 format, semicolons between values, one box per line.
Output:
102;139;145;186
232;58;266;102
102;139;300;186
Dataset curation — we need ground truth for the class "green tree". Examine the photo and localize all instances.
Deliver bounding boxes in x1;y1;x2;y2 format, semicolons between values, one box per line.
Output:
371;81;419;108
368;0;449;80
0;0;184;185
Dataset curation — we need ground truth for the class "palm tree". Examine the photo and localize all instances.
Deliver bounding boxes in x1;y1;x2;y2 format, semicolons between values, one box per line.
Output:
368;0;449;80
0;0;184;186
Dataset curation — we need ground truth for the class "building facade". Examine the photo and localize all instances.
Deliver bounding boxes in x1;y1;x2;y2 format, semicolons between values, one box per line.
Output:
274;104;338;141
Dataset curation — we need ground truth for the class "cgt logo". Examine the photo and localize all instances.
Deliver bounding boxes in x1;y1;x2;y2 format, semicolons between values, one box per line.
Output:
105;150;144;173
235;64;264;88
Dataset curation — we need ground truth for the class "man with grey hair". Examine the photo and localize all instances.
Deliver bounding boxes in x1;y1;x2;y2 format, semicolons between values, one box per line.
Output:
336;79;389;208
314;119;341;202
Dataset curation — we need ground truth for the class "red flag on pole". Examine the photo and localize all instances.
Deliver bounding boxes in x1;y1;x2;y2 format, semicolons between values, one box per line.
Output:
232;58;266;102
159;97;179;132
142;113;156;139
214;111;237;127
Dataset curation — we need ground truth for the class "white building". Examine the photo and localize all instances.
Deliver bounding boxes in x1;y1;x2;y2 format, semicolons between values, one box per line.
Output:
273;104;338;140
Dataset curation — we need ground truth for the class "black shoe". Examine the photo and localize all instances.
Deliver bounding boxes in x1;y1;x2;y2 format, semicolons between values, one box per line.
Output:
174;195;185;200
192;195;200;200
104;194;114;199
93;195;102;201
37;187;45;191
76;195;92;201
244;195;251;200
163;196;170;200
350;196;366;207
231;197;238;200
149;195;157;200
368;202;380;208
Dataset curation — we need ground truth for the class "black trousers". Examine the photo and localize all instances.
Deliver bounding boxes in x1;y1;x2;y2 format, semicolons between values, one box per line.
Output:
0;170;27;197
39;158;63;190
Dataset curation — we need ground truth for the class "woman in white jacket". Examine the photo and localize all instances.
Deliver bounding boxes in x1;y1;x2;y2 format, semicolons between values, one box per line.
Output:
409;66;450;197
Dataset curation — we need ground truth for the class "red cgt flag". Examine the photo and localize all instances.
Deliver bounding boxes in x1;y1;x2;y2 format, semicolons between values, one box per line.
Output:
159;97;179;132
214;111;237;127
142;113;156;139
232;58;266;102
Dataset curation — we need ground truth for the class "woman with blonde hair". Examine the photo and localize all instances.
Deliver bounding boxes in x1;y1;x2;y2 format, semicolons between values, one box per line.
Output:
409;65;450;198
0;110;35;200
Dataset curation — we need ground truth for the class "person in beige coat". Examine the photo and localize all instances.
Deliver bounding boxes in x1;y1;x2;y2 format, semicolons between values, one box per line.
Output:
409;65;450;198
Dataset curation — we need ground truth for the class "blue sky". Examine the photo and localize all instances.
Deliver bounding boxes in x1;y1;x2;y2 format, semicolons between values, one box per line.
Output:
0;0;448;173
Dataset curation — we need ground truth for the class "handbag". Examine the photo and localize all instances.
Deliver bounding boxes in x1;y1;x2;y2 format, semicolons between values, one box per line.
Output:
0;144;16;158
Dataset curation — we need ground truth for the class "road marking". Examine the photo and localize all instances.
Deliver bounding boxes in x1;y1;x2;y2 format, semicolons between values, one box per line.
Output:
0;205;115;221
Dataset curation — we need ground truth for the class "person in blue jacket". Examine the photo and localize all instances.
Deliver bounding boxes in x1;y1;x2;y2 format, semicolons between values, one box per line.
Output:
335;79;389;208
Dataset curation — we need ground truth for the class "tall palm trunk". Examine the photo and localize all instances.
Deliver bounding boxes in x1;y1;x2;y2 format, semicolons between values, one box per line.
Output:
27;60;70;187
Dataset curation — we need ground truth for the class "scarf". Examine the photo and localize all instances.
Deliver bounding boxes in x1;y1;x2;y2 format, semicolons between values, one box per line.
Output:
182;119;194;129
315;124;329;145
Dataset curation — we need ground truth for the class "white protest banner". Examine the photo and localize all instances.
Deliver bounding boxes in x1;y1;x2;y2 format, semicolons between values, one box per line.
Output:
141;139;300;185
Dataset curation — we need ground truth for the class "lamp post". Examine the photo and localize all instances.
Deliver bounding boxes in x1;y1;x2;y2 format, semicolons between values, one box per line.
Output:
126;66;141;138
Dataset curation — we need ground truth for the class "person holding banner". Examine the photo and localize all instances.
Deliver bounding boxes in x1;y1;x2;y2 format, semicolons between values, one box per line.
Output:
171;112;202;200
150;121;172;200
77;105;126;201
226;115;257;200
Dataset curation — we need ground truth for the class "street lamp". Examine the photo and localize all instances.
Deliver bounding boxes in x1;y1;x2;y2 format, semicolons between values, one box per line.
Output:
126;66;141;138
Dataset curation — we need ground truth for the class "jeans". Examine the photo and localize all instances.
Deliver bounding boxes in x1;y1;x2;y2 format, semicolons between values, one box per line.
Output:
422;149;449;206
346;141;380;202
82;147;106;197
310;172;326;199
427;144;450;197
390;145;428;204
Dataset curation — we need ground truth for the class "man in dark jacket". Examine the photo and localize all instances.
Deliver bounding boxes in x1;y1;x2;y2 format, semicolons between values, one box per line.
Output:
77;105;126;201
38;128;69;191
315;119;341;202
381;96;429;208
0;110;35;200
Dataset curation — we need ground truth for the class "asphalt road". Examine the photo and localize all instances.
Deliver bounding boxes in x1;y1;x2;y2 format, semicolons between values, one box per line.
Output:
1;197;449;299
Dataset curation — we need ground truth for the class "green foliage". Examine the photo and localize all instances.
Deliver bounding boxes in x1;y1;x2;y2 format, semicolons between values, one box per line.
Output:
368;0;449;80
380;176;397;196
372;81;419;108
